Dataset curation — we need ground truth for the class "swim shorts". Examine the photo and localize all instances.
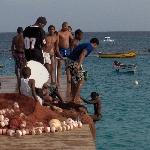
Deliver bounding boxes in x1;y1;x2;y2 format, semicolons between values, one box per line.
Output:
59;48;70;57
43;52;51;64
66;58;85;85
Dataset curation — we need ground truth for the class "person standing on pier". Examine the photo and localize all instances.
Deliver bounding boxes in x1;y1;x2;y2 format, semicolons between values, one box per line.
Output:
66;38;99;103
57;22;73;86
23;16;47;64
66;29;84;98
11;27;26;92
43;25;62;83
71;29;83;49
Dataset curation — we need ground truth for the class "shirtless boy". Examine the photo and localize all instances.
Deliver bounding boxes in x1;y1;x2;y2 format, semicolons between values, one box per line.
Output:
57;22;73;85
72;29;83;49
44;25;61;83
11;27;26;91
82;92;102;122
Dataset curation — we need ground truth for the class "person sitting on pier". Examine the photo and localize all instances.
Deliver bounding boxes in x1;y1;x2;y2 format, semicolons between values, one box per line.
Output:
42;82;63;105
20;67;43;105
42;82;65;113
82;92;102;123
42;82;88;114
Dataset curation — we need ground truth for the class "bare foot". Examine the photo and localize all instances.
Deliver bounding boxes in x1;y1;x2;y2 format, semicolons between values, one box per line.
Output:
73;96;82;104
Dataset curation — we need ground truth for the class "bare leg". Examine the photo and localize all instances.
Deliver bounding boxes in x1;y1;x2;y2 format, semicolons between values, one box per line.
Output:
44;63;51;76
73;79;84;103
71;80;76;98
66;68;71;99
57;59;63;86
16;68;21;94
50;57;55;83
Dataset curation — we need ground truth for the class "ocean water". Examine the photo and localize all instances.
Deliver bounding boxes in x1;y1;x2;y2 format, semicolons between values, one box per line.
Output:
1;32;150;150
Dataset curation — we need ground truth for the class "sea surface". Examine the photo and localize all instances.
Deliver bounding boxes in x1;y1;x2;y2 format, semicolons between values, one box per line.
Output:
1;32;150;150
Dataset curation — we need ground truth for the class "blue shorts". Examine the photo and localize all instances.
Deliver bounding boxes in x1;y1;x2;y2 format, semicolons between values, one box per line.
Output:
59;48;70;57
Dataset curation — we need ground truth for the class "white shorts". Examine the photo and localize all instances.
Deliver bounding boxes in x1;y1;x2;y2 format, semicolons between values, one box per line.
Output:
43;52;51;64
37;96;43;105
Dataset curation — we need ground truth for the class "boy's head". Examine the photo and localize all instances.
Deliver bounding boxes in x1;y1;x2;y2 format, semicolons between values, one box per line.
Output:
36;16;47;28
42;83;48;89
75;29;83;40
62;22;69;31
68;26;72;32
48;25;56;34
17;27;23;34
91;92;99;99
90;38;99;49
22;67;31;78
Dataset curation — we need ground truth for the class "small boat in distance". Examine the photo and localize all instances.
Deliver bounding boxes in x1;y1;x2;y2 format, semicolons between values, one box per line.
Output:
0;64;4;68
98;51;136;58
103;36;114;42
113;60;137;73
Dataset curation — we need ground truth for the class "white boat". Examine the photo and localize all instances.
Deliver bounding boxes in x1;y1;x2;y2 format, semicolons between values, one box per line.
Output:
103;36;114;42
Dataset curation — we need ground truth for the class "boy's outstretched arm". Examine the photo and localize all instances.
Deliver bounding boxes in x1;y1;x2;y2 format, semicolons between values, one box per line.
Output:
80;96;91;104
81;96;98;104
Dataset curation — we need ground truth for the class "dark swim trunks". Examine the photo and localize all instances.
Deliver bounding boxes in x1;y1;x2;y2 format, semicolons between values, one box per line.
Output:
14;51;26;69
59;48;70;57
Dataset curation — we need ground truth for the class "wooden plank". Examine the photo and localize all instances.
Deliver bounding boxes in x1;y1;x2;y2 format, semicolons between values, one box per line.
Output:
0;76;18;93
0;125;96;150
0;75;67;97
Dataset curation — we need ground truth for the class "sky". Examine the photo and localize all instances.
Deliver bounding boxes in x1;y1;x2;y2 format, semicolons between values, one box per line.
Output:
0;0;150;32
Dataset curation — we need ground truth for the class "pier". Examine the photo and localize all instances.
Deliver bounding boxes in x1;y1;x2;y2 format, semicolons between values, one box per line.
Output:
0;76;96;150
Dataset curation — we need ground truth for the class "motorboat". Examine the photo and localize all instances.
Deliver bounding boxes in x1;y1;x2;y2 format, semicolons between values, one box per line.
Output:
113;60;137;73
0;64;4;68
103;36;114;42
98;51;136;58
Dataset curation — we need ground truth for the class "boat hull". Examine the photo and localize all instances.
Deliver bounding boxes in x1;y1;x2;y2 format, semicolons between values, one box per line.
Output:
99;51;136;58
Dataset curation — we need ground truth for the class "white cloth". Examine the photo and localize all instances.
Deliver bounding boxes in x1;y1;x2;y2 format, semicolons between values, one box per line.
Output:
20;78;43;105
43;52;51;64
20;78;32;96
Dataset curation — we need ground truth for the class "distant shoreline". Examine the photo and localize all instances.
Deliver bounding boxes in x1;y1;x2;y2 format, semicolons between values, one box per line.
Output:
1;31;150;34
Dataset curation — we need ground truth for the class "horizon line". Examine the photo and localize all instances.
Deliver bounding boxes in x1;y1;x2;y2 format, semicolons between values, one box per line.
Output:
0;31;150;33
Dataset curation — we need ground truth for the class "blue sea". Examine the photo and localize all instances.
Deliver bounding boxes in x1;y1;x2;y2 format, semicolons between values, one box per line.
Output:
1;32;150;150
